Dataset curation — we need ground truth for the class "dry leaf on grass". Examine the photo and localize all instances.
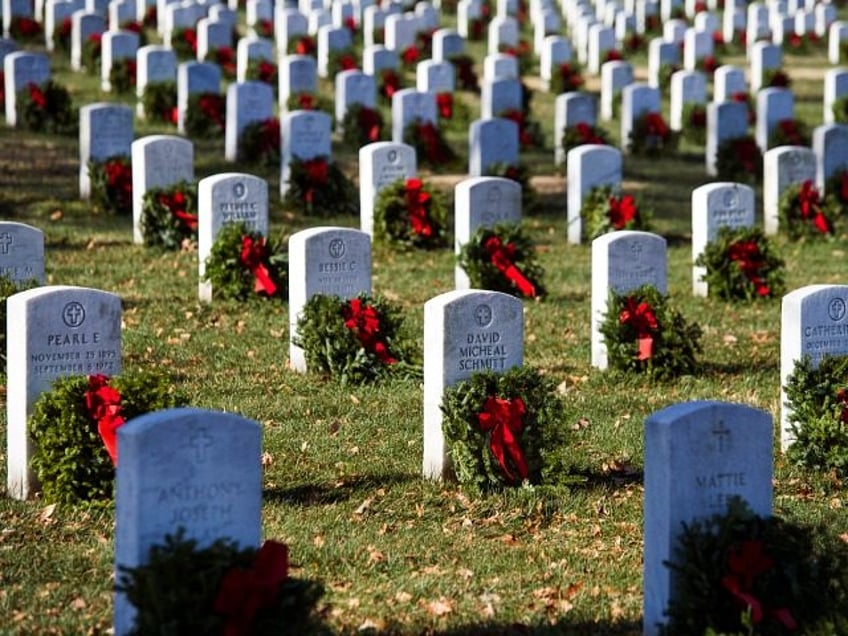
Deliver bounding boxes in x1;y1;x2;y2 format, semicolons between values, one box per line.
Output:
423;597;453;617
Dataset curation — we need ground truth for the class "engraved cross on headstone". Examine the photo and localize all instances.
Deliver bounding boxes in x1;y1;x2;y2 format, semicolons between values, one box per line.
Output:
0;233;12;254
190;429;214;462
712;420;731;452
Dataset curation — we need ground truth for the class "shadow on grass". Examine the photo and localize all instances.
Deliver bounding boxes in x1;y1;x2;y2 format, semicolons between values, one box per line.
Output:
355;619;642;635
265;472;417;507
568;466;643;491
700;358;779;375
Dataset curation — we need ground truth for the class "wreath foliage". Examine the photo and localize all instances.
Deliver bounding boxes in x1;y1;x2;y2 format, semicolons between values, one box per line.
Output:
581;185;652;241
403;119;457;171
239;117;280;165
694;226;786;301
549;62;585;94
108;58;136;94
283;156;357;217
88;155;133;215
184;92;226;137
440;365;573;493
141;81;177;124
770;118;810;148
600;285;702;381
457;223;546;299
294;292;420;384
340;103;384;148
117;530;326;635
716;135;762;182
140;181;198;249
561;122;611;158
372;177;448;249
832;96;848;125
28;371;182;504
286;91;333;114
17;81;78;135
778;180;838;239
628;111;677;156
663;498;848;636
203;223;288;301
784;354;848;477
680;102;707;146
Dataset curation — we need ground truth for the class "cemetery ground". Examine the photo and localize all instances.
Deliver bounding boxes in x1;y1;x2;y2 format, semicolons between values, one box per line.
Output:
1;35;848;636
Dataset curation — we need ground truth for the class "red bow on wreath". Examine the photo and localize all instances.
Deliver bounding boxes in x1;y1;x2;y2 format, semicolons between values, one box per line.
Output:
358;107;382;142
159;190;198;231
727;240;770;297
575;122;605;144
477;396;529;482
797;180;831;234
436;92;453;120
607;194;637;229
28;83;47;109
404;178;433;238
214;541;289;636
619;297;658;361
342;298;397;364
84;374;126;466
645;112;669;138
483;236;537;298
240;236;277;296
303;158;329;204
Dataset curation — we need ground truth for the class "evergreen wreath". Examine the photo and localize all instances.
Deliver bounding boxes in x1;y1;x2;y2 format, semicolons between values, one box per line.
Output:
561;122;611;158
88;155;133;215
283;156;357;217
448;54;478;92
326;48;359;79
484;161;538;214
245;58;277;86
109;58;137;93
716;135;762;182
140;180;198;249
599;284;702;381
184;92;226;137
28;371;182;504
680;102;707;146
826;168;848;214
581;185;652;241
663;497;848;636
436;92;472;130
770;118;809;148
82;33;102;74
457;222;546;299
171;27;198;60
239;117;281;165
778;180;838;239
784;354;848;477
657;63;680;95
141;81;178;124
17;81;78;136
440;365;572;493
203;223;288;301
117;530;326;635
498;108;545;148
285;91;332;114
52;17;72;52
377;68;402;104
403;119;457;170
694;226;786;301
340;103;384;148
832;96;848;125
372;177;448;249
696;54;720;76
1;275;38;365
628;111;677;156
498;40;532;74
294;292;420;384
763;68;791;89
9;15;42;42
549;61;585;94
287;35;317;56
205;46;236;79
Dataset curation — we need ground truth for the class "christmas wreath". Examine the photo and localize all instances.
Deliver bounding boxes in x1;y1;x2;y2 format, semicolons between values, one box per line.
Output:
378;68;402;104
448;54;478;92
770;118;809;148
82;33;102;74
117;531;325;635
203;223;288;301
498;108;545;148
832;96;848;125
0;72;4;112
694;226;786;300
254;17;273;39
205;46;236;79
457;222;546;299
716;135;762;182
498;40;532;75
239;117;280;165
778;180;838;239
663;498;848;635
109;58;137;94
9;15;42;42
140;180;198;249
245;58;277;86
287;35;316;57
285;91;332;114
373;177;448;249
730;91;756;125
142;81;178;124
28;371;182;504
484;162;537;214
326;48;358;79
784;354;848;477
549;62;585;94
403;119;457;170
561;122;611;157
294;292;420;384
88;155;133;215
696;54;720;76
763;68;791;89
283;155;357;217
680;102;707;146
1;275;38;364
340;103;384;148
171;27;197;59
436;92;472;129
52;17;72;52
599;284;702;380
440;365;573;493
628;111;677;156
16;81;78;136
787;31;821;53
581;185;652;241
184;91;226;136
657;63;681;95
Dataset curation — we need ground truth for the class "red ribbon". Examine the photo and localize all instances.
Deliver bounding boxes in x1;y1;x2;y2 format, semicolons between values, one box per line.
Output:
645;112;669;138
84;374;126;466
575;122;605;144
477;396;529;482
735;137;759;173
161;190;198;231
298;93;315;110
381;69;400;99
483;236;537;298
239;236;277;296
198;93;225;127
28;83;46;109
607;194;638;229
340;54;358;71
214;541;289;636
619;297;658;360
342;298;397;364
402;45;420;64
727;240;770;296
418;121;448;163
295;36;315;56
436;92;453;120
797;180;831;234
778;119;803;145
358;107;382;142
404;178;433;237
302;158;329;204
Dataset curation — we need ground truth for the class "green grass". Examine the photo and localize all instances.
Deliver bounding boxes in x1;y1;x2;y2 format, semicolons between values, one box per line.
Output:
1;15;847;636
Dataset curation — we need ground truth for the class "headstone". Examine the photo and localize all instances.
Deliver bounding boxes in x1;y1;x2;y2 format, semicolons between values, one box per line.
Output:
224;81;274;162
566;144;623;244
278;54;317;110
713;65;747;102
177;61;221;134
620;83;661;153
100;29;139;92
483;52;519;81
384;12;419;53
335;69;376;133
749;40;782;93
722;6;746;45
647;38;679;89
669;70;706;131
829;22;848;65
432;28;464;61
131;135;194;244
468;117;520;177
4;51;50;127
45;0;82;52
481;76;523;119
6;286;122;500
359;141;417;236
0;221;45;284
196;18;232;62
755;87;794;153
275;7;308;51
114;408;261;635
587;23;615;75
362;44;398;75
454;177;522;288
643;400;773;636
600;60;633;121
316;23;352;78
591;231;667;368
812;123;848;193
540;35;572;91
682;27;713;70
235;36;273;82
288;227;372;371
423;290;524;480
280;109;332;197
136;45;177;118
391;88;437;143
416;59;455;94
70;10;106;72
79;102;134;199
762;146;816;235
487;14;519;53
691;182;756;295
706;101;749;176
823;68;848;125
554;91;598;165
816;3;837;39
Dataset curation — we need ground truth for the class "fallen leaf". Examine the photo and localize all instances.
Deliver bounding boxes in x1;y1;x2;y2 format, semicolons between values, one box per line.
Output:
70;597;86;610
367;545;385;564
723;334;738;344
350;394;360;405
353;498;373;515
395;591;413;603
424;598;453;617
313;535;325;548
49;210;63;221
457;567;473;579
572;418;590;431
260;452;273;467
358;618;385;631
40;504;57;522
